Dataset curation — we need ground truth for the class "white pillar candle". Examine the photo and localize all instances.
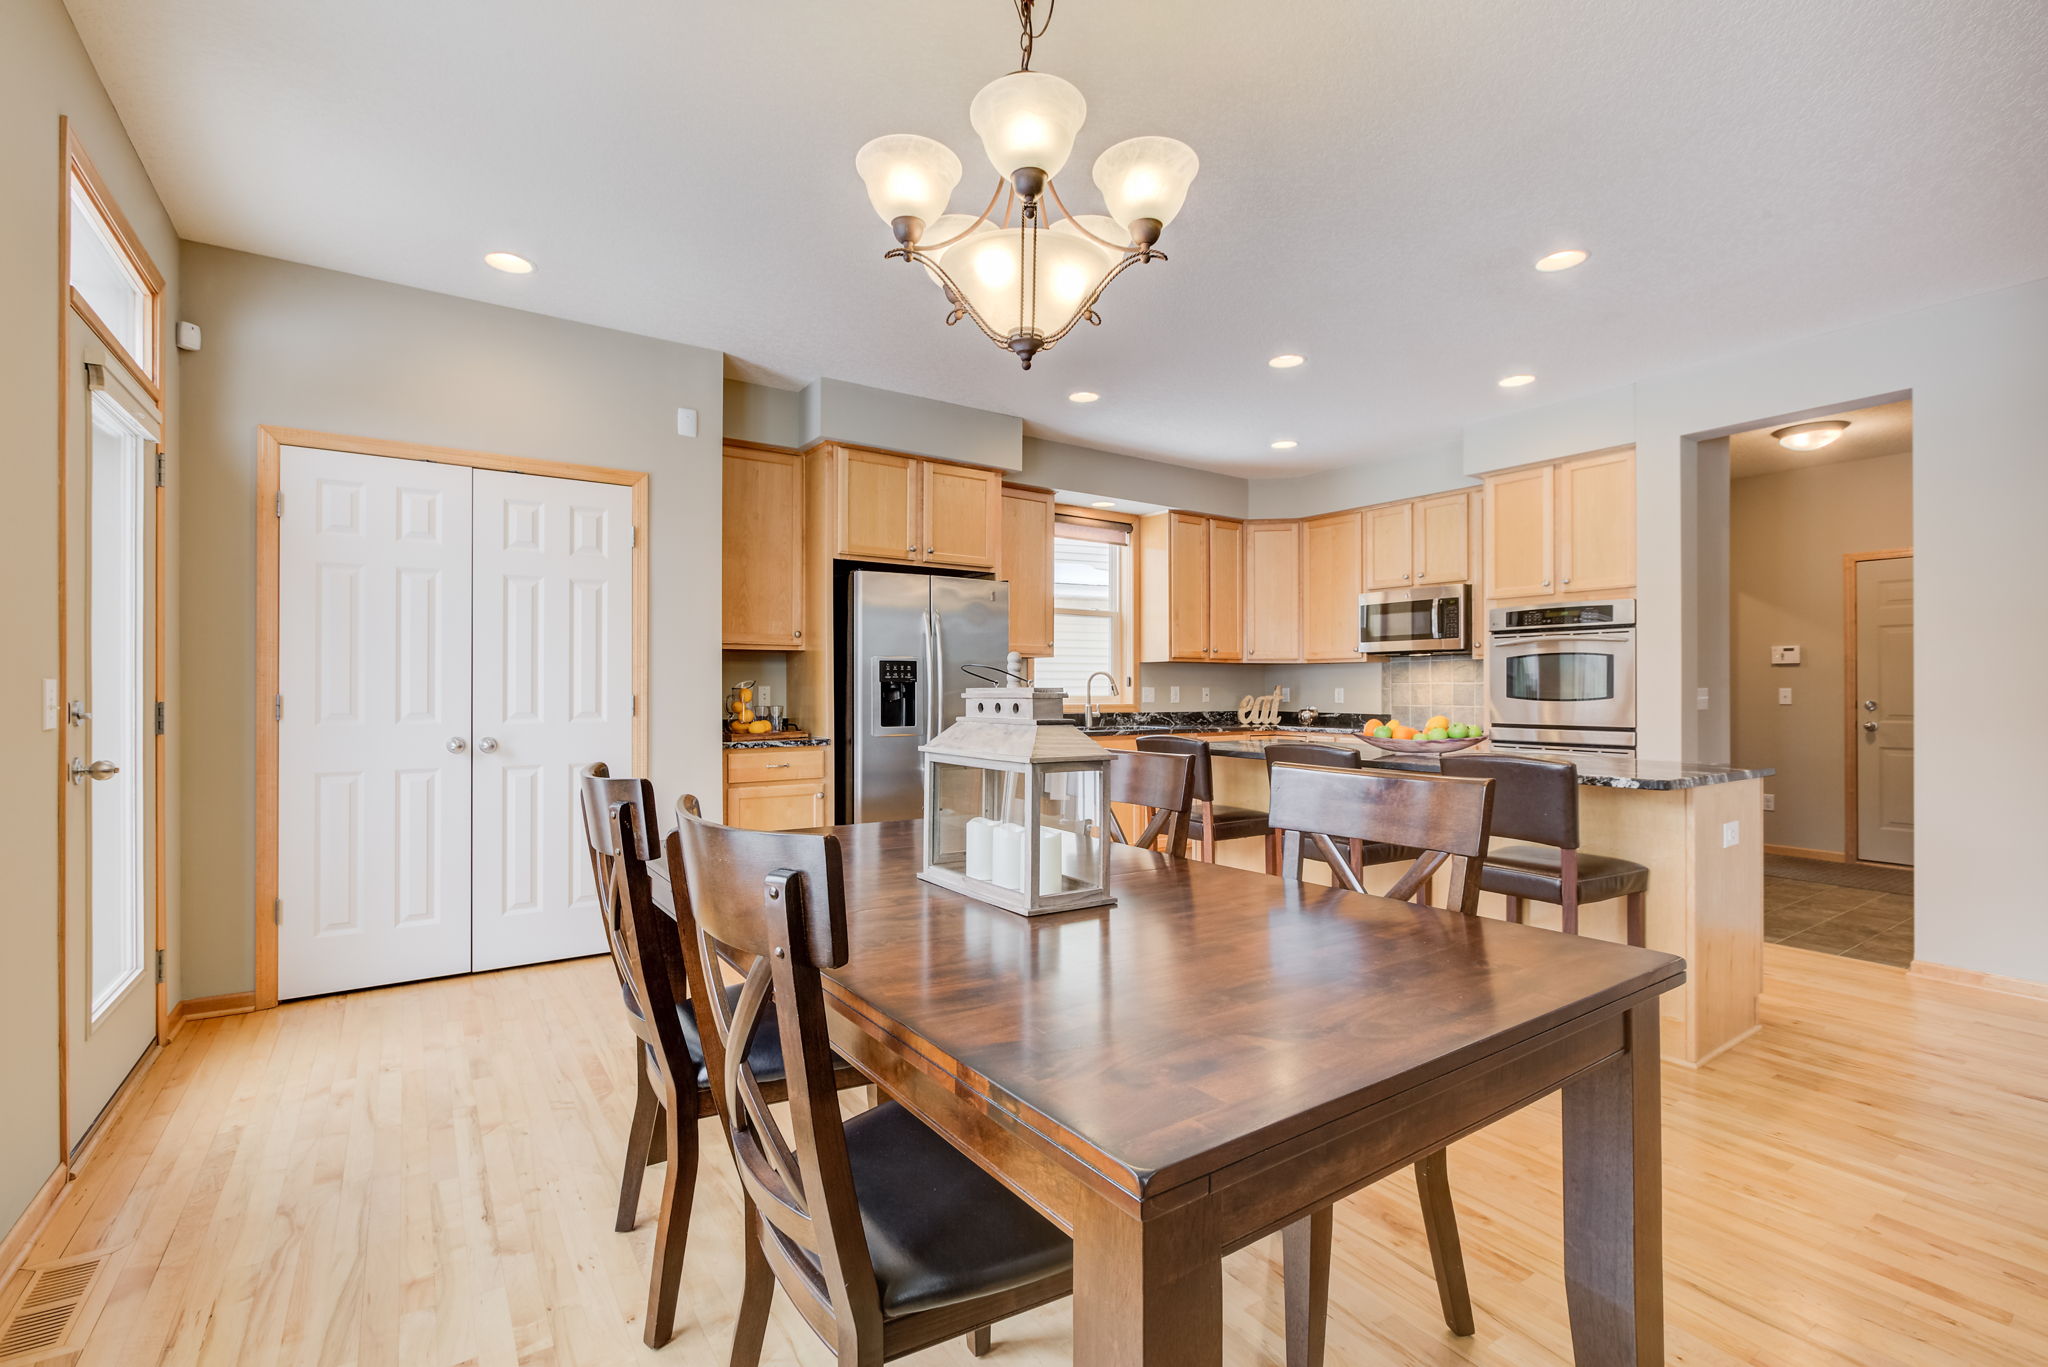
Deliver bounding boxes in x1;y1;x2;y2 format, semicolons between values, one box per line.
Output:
1039;825;1065;894
991;821;1026;891
965;817;996;882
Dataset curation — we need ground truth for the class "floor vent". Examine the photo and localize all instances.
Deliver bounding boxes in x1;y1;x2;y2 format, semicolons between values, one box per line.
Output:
0;1251;110;1363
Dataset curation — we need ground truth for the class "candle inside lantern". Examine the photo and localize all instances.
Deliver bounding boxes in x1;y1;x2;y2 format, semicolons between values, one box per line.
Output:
1039;826;1065;894
991;821;1026;891
965;817;995;881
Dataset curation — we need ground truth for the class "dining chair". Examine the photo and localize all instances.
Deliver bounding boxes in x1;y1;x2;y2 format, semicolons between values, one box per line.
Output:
578;771;866;1348
1134;735;1276;869
1106;747;1195;851
1440;753;1649;945
1265;761;1498;1354
669;814;1075;1366
1262;741;1425;889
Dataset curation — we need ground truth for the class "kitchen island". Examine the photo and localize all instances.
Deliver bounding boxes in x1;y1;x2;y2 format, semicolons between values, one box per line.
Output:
1093;727;1769;1067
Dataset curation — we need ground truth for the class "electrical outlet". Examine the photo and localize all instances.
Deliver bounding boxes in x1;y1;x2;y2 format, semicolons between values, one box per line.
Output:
42;678;58;731
1168;685;1181;704
1696;687;1710;711
1201;687;1211;703
757;685;772;707
1333;686;1345;705
1721;820;1741;849
1778;687;1793;705
1140;686;1156;704
1279;686;1291;702
1762;793;1775;811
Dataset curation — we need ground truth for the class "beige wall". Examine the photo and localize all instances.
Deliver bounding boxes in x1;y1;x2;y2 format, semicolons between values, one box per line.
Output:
0;0;182;1241
176;245;724;1000
1730;451;1912;854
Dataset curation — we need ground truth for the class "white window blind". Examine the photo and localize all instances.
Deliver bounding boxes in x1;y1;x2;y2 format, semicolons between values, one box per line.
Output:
1035;533;1127;702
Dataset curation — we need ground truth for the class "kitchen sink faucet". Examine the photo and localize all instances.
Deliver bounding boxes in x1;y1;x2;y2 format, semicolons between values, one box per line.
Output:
1083;671;1117;729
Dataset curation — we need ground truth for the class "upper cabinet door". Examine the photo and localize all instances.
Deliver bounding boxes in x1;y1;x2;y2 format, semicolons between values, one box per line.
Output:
999;487;1056;657
1363;502;1415;589
1412;491;1473;586
1557;450;1635;593
921;461;1002;568
1166;512;1212;659
1242;520;1302;662
837;447;920;562
1204;518;1245;661
1301;511;1363;661
1484;464;1556;599
723;447;805;649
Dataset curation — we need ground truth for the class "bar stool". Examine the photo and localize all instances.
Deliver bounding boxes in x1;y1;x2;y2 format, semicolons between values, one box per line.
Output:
1439;753;1648;947
1135;735;1275;871
1263;742;1423;888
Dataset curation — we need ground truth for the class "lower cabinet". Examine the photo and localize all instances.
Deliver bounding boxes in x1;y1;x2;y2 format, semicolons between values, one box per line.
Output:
725;745;829;830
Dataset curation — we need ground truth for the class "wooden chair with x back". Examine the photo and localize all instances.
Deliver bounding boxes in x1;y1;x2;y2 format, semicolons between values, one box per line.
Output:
671;813;1075;1367
1134;734;1275;867
1261;741;1429;889
1264;761;1499;1358
1105;746;1195;852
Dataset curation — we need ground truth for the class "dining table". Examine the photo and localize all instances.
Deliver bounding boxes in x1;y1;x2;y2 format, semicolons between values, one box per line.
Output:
660;818;1685;1366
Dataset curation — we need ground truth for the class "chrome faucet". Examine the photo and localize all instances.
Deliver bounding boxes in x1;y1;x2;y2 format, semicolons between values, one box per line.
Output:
1083;671;1117;729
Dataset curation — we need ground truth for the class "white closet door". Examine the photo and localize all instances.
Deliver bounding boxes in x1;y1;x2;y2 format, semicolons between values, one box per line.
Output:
470;468;634;972
278;448;474;999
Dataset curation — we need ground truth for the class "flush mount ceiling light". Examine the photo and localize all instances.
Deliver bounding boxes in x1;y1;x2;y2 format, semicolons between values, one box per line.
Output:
1090;500;1118;508
1773;420;1851;450
1498;373;1536;388
1268;353;1306;369
855;0;1198;370
1270;439;1298;450
483;252;534;274
1535;249;1589;272
1068;390;1100;403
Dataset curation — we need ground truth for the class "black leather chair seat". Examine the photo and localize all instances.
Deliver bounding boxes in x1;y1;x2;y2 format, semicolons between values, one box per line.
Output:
841;1101;1072;1317
1480;845;1650;904
1187;802;1270;840
626;979;789;1089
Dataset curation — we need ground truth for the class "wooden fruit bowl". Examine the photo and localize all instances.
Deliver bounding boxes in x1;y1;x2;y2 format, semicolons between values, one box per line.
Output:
1357;734;1487;756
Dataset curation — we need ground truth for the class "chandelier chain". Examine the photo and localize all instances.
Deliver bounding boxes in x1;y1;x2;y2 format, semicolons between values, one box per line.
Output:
1014;0;1056;71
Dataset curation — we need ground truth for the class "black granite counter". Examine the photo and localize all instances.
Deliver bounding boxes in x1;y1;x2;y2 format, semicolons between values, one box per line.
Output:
723;736;832;750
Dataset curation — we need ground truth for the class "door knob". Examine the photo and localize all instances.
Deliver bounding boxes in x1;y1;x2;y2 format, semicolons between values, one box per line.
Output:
477;736;500;753
446;737;468;753
1863;721;1878;735
69;758;119;784
1862;699;1878;711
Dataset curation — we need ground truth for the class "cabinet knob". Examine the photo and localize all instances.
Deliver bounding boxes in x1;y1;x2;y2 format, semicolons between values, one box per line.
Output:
926;546;935;553
1563;577;1572;584
793;628;802;638
1542;579;1551;587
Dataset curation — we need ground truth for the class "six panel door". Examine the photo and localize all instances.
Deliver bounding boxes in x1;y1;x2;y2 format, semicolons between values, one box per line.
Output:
470;468;635;973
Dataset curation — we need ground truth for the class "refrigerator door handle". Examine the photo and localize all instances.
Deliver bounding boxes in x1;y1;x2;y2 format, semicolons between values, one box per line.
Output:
928;610;946;742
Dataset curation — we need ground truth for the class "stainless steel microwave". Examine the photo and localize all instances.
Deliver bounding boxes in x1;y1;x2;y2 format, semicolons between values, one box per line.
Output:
1357;583;1472;655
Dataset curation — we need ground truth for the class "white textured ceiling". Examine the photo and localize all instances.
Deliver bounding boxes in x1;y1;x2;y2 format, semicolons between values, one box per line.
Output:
63;0;2048;476
1728;398;1912;478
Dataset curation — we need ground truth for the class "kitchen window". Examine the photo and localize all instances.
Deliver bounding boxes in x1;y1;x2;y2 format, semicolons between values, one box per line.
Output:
1035;516;1133;706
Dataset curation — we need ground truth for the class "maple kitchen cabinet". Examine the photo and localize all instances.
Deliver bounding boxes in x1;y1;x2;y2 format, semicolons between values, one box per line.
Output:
1138;511;1245;661
1301;510;1365;661
998;485;1056;657
722;443;806;649
1243;520;1304;662
1484;449;1635;602
724;745;829;831
820;443;1002;570
1365;491;1478;591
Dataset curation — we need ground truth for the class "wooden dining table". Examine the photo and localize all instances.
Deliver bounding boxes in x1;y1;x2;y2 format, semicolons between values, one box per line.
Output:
662;818;1684;1366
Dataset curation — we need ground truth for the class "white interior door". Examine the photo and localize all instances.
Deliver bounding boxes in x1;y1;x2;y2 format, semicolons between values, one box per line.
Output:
470;469;634;972
1855;555;1914;866
278;448;474;999
63;342;160;1148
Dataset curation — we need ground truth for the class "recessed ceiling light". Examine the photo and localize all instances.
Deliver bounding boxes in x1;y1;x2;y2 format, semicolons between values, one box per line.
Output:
1498;373;1536;388
1068;391;1100;403
484;252;535;274
1270;439;1298;450
1268;353;1305;369
1773;420;1850;451
1090;500;1118;509
1535;249;1589;272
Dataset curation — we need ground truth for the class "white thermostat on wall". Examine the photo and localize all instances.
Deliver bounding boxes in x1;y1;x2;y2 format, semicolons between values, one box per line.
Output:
1770;644;1802;665
175;321;202;351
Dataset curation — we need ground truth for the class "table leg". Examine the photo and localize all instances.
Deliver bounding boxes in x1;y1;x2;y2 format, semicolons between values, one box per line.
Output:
1071;1189;1222;1367
1562;1005;1664;1366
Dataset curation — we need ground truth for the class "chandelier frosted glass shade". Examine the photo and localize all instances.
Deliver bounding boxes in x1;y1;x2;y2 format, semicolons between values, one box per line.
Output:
969;71;1088;178
938;226;1118;344
855;134;964;233
1093;137;1200;234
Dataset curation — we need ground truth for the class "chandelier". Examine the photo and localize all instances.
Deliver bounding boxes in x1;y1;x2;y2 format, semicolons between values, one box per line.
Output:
853;0;1199;369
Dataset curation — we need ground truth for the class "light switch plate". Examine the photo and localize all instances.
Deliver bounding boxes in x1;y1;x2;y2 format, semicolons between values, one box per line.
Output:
41;678;58;731
1721;820;1741;848
1763;793;1776;811
1140;686;1156;704
1696;687;1711;711
1333;687;1345;705
1778;687;1793;705
676;407;699;437
1168;686;1181;704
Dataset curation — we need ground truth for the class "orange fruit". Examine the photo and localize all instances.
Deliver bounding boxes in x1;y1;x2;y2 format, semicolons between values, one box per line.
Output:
1393;725;1419;740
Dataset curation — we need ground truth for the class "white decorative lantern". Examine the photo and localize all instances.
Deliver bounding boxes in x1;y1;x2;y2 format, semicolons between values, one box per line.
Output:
919;684;1114;916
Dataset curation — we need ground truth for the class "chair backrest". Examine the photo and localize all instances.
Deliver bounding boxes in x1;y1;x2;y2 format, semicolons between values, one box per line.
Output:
578;772;694;1094
1134;735;1215;802
670;814;878;1357
1263;740;1364;772
1439;753;1578;849
1107;748;1194;851
1267;763;1495;913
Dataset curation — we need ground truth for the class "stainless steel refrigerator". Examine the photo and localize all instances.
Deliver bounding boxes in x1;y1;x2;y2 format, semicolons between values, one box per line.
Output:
842;570;1010;823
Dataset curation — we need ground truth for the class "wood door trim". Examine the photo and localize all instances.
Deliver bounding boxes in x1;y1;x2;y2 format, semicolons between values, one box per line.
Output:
1841;548;1912;867
253;425;652;1010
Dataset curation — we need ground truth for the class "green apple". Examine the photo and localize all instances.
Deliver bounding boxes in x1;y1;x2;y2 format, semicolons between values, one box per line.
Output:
1426;727;1450;740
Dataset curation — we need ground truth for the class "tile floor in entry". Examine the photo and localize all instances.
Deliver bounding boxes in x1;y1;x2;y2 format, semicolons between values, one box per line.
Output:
1765;876;1914;966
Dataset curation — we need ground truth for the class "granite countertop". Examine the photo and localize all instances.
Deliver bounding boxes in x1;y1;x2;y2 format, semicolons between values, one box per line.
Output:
723;735;831;750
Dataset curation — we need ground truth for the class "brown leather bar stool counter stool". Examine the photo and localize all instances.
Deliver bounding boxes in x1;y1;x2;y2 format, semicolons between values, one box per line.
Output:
1106;748;1195;851
1262;741;1424;889
1440;752;1649;947
1136;735;1275;870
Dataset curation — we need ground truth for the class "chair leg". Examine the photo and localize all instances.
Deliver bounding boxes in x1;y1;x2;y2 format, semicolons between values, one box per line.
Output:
617;1055;661;1232
1266;830;1282;876
1200;802;1215;863
1625;890;1646;947
643;1101;699;1348
1503;895;1524;924
966;1325;993;1356
1561;886;1580;936
1414;1150;1474;1336
729;1198;774;1367
1282;1206;1332;1367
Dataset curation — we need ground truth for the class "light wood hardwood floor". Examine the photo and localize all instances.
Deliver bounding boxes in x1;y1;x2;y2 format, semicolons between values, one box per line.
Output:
9;944;2046;1366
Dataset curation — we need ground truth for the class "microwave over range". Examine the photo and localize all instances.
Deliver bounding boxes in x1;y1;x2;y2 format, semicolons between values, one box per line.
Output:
1357;582;1472;655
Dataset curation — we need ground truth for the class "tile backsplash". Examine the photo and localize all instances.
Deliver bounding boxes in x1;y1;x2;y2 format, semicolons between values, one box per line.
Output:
1377;655;1486;730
